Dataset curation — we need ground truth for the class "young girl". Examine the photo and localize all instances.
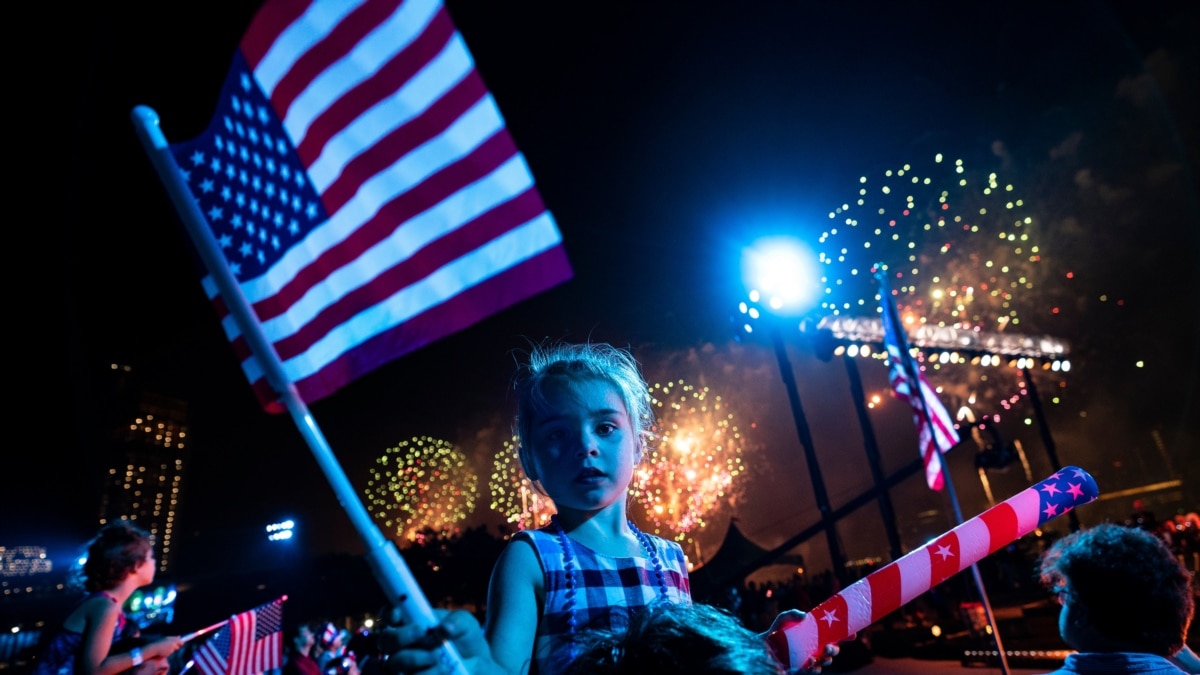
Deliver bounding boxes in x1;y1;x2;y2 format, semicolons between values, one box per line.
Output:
382;341;836;674
33;521;183;675
486;341;690;674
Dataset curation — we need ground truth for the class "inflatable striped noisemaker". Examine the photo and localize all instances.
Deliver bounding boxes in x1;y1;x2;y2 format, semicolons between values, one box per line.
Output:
766;466;1100;670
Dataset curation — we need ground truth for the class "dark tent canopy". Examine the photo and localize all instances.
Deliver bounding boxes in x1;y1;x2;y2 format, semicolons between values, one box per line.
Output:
689;519;803;602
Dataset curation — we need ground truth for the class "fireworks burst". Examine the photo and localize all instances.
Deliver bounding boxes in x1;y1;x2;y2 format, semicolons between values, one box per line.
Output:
365;436;478;544
632;379;746;542
818;153;1068;434
489;435;557;530
818;153;1050;333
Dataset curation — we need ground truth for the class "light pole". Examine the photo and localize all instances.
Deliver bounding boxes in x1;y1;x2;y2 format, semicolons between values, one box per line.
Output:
739;237;849;586
766;319;849;586
830;338;904;563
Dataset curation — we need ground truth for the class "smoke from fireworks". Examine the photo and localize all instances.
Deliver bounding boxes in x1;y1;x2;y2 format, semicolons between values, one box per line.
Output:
365;435;479;544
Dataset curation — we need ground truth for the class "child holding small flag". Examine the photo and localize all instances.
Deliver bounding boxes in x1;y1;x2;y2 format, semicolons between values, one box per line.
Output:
32;522;183;675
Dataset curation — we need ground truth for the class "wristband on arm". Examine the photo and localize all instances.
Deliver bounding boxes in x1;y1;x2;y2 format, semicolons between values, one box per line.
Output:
130;648;144;667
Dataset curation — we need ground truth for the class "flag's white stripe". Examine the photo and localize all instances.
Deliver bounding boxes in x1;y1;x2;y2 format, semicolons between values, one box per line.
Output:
241;212;561;384
304;32;475;191
924;447;943;489
919;380;959;449
841;578;873;635
951;514;991;574
305;32;474;190
236;95;506;304
783;617;819;673
254;0;368;94
896;547;931;606
278;0;443;149
1009;488;1043;534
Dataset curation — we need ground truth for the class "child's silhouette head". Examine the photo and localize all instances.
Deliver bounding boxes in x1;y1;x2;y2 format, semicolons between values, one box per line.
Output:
563;601;783;674
78;520;155;592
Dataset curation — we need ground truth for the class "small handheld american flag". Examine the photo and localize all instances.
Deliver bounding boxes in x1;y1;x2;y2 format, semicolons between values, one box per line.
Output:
193;597;286;675
766;467;1100;670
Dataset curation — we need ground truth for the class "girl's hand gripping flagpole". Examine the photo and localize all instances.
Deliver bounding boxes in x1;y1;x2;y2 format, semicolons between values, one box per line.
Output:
765;467;1100;671
131;106;468;675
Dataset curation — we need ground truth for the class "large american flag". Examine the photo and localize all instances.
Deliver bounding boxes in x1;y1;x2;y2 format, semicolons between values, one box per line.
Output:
875;269;960;490
194;598;285;675
166;0;572;412
767;467;1100;670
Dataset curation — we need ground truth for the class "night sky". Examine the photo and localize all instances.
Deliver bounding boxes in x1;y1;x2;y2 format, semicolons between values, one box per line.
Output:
10;1;1198;584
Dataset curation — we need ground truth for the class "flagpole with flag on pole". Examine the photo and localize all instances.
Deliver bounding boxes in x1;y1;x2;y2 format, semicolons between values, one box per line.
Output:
873;263;1011;674
131;2;573;673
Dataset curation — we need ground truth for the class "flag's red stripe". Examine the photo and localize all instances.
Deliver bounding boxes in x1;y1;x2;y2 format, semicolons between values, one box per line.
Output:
269;0;407;121
294;7;459;166
253;129;519;322
317;67;489;214
979;502;1019;556
239;0;310;69
251;378;286;413
273;189;549;360
292;245;571;404
231;613;251;675
866;562;901;623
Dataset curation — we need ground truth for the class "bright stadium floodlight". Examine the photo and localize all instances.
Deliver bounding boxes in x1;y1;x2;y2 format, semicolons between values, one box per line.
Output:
740;236;821;317
266;519;295;542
